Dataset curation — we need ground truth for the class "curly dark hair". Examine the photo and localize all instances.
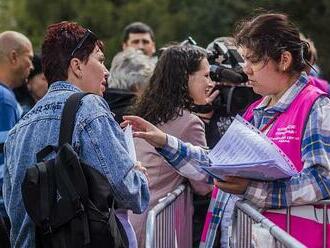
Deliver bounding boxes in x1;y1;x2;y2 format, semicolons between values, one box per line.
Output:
234;13;307;74
41;21;103;84
133;45;207;125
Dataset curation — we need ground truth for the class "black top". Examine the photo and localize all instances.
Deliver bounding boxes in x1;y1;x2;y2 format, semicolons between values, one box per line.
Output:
103;88;137;123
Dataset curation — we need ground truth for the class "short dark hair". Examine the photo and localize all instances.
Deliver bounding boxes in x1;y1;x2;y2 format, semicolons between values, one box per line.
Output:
123;22;155;43
234;13;307;74
134;45;207;125
41;21;103;84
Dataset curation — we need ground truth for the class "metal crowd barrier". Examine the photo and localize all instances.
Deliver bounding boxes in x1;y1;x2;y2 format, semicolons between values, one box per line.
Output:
145;184;193;248
229;200;330;248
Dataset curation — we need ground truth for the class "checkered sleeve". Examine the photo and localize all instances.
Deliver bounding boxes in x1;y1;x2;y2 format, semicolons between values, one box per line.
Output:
158;134;212;183
244;96;330;209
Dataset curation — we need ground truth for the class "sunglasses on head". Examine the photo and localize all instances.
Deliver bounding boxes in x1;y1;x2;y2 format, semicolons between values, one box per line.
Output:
70;29;96;57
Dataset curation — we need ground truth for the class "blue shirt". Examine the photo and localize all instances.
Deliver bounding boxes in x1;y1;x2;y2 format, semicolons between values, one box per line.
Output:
0;82;21;131
0;82;22;217
3;81;149;247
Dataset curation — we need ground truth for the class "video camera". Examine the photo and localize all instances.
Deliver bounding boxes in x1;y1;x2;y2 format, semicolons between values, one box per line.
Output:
180;37;260;148
207;40;248;84
206;38;260;115
180;37;259;115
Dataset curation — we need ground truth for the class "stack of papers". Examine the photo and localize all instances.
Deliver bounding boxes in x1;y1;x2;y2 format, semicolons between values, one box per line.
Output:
201;115;297;181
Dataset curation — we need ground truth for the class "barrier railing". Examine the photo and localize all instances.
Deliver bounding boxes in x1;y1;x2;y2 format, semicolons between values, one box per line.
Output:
283;199;330;248
145;184;193;248
229;200;330;248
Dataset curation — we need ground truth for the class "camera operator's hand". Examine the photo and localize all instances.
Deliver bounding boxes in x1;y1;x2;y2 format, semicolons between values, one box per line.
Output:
206;88;220;105
121;115;167;148
194;88;220;122
213;176;250;195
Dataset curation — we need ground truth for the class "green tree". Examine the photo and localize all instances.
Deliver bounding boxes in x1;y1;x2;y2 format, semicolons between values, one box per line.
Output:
1;0;329;79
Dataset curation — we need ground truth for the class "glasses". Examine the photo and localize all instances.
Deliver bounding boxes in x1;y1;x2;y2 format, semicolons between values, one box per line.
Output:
70;29;94;57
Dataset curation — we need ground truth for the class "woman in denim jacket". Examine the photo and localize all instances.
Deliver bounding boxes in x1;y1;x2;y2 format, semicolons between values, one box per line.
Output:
3;21;149;247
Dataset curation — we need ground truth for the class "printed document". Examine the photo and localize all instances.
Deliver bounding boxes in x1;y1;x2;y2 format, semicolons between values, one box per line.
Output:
201;115;297;181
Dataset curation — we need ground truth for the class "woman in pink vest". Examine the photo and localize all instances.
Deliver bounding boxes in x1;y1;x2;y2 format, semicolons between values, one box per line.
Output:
122;13;330;247
216;13;330;247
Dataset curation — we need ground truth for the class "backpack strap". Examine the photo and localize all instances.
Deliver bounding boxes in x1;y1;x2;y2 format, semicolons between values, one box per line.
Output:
57;92;92;245
57;92;92;201
36;145;57;163
36;162;52;234
59;92;91;146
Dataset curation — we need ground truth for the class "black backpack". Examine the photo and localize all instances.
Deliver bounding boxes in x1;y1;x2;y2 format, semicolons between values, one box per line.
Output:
21;93;129;248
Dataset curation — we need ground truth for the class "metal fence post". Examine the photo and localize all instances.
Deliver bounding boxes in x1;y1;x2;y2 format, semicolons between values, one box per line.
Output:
145;184;193;248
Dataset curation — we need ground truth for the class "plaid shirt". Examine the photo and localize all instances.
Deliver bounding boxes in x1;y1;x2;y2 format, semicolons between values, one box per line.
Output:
159;73;330;247
159;72;330;209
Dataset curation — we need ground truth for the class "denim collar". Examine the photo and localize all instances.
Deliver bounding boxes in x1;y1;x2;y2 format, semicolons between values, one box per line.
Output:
254;72;309;114
48;81;82;93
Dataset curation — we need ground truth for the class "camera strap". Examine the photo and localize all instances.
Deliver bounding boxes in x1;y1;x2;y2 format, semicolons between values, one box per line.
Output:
190;104;213;114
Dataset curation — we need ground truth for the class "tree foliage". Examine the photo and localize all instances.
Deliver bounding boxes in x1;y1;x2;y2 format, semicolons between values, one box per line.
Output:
1;0;329;79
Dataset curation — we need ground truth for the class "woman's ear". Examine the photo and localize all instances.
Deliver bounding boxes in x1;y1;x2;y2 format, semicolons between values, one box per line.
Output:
280;51;293;72
69;58;83;79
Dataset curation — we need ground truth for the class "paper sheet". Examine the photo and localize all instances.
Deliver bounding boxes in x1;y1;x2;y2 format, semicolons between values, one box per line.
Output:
204;115;297;181
123;124;137;162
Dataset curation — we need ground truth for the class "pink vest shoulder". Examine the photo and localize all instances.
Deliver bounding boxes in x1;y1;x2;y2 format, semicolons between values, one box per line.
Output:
242;80;327;122
309;76;329;94
243;83;326;171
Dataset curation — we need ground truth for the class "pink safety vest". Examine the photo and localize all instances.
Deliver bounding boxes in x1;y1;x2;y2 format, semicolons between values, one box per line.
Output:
243;82;328;247
309;76;329;94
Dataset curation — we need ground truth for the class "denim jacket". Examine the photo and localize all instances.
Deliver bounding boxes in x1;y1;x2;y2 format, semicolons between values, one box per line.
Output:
3;81;149;247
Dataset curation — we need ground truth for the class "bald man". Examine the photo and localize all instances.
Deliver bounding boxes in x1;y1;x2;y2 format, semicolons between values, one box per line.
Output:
0;31;33;223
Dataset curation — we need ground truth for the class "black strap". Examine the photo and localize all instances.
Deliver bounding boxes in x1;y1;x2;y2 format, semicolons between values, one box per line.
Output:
58;92;92;245
59;93;90;146
36;145;57;163
108;201;127;248
36;162;52;234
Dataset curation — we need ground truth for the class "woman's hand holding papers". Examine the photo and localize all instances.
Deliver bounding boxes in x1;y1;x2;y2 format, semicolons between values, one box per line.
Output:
121;115;167;148
213;176;250;194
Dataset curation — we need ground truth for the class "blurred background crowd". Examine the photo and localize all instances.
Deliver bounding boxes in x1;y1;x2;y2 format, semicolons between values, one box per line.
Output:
0;0;329;80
